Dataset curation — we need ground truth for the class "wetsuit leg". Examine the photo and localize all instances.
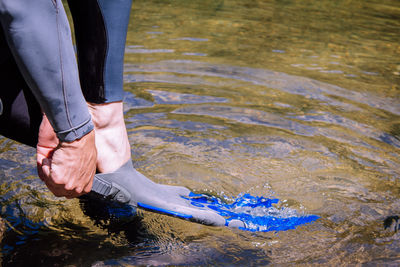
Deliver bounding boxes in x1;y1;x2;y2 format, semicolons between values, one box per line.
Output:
67;0;133;104
0;23;41;147
0;0;93;142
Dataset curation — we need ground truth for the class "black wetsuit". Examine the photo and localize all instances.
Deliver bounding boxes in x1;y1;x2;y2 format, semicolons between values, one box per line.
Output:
0;0;132;146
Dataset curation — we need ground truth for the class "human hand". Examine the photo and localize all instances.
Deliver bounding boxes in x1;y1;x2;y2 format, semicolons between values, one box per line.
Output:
36;115;97;198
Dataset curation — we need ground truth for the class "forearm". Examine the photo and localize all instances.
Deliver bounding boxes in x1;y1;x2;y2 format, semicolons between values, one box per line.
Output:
0;0;93;142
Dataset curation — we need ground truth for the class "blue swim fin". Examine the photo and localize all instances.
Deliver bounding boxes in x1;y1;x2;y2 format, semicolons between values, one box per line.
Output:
90;161;319;231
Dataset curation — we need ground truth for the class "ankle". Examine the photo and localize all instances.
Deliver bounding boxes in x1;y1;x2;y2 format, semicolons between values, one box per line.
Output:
88;102;131;173
88;102;124;129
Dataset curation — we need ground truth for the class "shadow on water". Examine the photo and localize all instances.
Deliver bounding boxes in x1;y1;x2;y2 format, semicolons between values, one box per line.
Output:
0;154;274;266
1;192;274;266
1;193;174;266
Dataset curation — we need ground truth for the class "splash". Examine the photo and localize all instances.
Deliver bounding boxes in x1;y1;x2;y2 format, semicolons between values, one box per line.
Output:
185;193;319;232
81;192;319;233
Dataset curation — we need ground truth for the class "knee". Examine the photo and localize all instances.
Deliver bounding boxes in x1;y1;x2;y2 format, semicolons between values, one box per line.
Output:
0;0;21;16
0;0;57;25
0;0;28;25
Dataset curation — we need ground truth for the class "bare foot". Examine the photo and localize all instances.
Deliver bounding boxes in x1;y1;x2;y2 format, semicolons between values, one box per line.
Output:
87;101;131;173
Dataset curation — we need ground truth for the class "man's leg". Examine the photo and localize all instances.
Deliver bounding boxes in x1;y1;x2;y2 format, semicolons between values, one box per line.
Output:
0;0;93;141
67;0;132;172
0;0;97;198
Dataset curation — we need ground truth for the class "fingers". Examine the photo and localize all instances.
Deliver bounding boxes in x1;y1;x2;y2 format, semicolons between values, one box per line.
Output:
37;130;97;199
41;158;51;178
83;178;94;194
36;114;96;198
39;160;87;198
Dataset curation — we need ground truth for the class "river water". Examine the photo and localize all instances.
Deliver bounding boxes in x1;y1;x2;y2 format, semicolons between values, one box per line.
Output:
1;0;399;265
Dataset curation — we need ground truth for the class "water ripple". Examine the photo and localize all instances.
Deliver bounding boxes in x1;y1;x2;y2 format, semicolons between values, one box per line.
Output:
148;90;228;105
172;37;209;42
125;48;174;54
173;105;317;136
125;60;400;115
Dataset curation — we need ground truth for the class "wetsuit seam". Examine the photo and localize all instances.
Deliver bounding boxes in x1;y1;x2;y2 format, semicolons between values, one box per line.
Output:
55;116;91;134
51;0;57;8
55;2;76;137
96;0;109;101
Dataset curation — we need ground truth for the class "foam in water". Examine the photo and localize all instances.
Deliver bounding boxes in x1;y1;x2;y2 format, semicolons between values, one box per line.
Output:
184;193;319;232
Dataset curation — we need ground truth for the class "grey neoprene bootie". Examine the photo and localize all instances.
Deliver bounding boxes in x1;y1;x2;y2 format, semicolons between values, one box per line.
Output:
91;160;245;228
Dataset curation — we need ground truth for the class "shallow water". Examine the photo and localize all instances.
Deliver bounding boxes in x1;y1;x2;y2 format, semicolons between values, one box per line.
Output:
1;0;400;265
